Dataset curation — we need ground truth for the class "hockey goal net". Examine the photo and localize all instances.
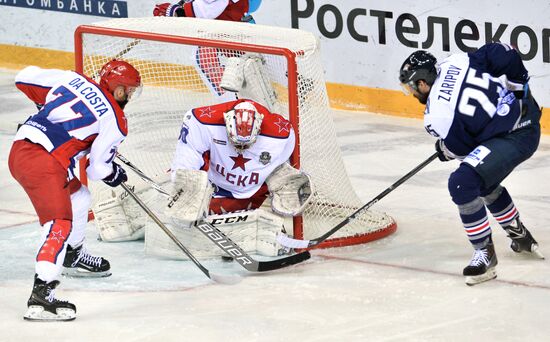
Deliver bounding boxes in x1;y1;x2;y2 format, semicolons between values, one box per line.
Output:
75;17;396;249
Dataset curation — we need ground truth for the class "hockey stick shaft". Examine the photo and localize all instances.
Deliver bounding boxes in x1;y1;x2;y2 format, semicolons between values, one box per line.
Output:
91;39;142;79
120;182;240;284
120;156;311;272
116;153;170;196
278;152;439;249
113;39;141;60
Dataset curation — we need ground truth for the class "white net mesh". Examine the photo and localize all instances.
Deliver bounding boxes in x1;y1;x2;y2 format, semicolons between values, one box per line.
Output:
79;17;395;248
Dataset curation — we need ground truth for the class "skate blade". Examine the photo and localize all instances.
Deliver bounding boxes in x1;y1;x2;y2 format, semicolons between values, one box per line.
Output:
531;244;545;259
24;306;76;322
465;268;497;286
62;267;112;278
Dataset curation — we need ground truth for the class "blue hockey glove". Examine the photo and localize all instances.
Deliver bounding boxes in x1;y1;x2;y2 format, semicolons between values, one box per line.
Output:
102;162;128;187
241;14;256;24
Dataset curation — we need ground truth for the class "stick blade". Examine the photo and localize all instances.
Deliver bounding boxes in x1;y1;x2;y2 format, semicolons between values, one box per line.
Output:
255;251;311;272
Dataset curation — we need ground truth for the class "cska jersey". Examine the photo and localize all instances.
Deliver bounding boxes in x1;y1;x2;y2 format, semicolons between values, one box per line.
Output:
424;43;528;158
14;66;127;181
171;99;295;199
181;0;248;21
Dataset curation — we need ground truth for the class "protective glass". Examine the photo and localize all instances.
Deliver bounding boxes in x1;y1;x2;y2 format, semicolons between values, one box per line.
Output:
400;82;416;96
126;84;143;100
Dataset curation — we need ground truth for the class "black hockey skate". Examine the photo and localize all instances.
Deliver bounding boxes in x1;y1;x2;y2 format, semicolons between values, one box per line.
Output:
62;244;112;277
24;275;76;321
463;243;498;286
504;218;544;259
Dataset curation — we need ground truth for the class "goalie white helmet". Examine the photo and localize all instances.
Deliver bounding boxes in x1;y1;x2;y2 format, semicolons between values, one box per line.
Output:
223;101;264;151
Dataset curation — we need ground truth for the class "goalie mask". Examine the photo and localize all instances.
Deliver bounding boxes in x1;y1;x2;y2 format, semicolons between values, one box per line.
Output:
99;60;143;101
224;101;264;151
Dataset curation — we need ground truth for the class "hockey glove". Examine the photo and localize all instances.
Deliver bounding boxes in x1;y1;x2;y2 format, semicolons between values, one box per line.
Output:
153;2;184;17
435;139;454;162
241;14;256;24
102;162;128;187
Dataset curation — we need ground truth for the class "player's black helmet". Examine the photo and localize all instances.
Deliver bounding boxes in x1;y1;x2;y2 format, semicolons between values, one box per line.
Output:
399;50;438;91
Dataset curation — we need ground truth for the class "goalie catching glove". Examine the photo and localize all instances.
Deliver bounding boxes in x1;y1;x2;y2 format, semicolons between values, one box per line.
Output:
265;163;314;216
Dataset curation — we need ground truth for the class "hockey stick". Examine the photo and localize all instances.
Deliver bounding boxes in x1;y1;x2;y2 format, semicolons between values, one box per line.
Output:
194;220;311;272
91;39;142;79
277;152;439;249
119;156;311;272
120;182;242;284
116;153;170;197
112;39;141;60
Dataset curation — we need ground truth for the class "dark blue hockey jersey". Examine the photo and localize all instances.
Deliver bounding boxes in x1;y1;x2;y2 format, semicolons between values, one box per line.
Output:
424;43;529;157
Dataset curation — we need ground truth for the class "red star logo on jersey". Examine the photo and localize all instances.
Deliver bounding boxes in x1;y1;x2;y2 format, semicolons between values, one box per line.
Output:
274;117;291;133
199;107;214;118
230;153;251;171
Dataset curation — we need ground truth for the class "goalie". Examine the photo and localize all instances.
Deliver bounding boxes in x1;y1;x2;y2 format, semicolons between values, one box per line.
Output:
95;99;314;260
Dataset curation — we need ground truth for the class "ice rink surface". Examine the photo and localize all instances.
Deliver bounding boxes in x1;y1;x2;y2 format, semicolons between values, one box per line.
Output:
1;68;549;341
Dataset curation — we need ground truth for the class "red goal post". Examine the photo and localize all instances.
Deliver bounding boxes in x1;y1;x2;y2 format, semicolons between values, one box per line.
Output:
74;18;396;249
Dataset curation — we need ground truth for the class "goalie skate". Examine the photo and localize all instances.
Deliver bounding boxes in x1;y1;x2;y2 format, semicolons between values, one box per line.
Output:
463;243;498;286
24;275;76;321
62;245;112;278
504;218;544;259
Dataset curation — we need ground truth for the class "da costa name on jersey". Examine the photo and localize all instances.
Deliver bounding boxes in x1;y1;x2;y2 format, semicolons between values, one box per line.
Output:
68;77;110;116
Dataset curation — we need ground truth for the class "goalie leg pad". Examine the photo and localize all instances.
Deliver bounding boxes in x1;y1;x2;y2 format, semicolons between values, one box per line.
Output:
144;220;196;260
266;163;314;217
144;209;288;259
256;209;290;256
209;209;287;257
94;190;135;242
93;183;155;242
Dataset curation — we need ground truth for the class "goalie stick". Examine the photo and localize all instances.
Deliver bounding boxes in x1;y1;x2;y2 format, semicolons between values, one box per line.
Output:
194;220;311;272
119;155;311;272
277;152;439;249
120;182;241;284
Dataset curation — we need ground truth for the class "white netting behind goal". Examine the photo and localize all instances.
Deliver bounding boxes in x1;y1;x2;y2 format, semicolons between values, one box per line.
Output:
77;17;395;248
